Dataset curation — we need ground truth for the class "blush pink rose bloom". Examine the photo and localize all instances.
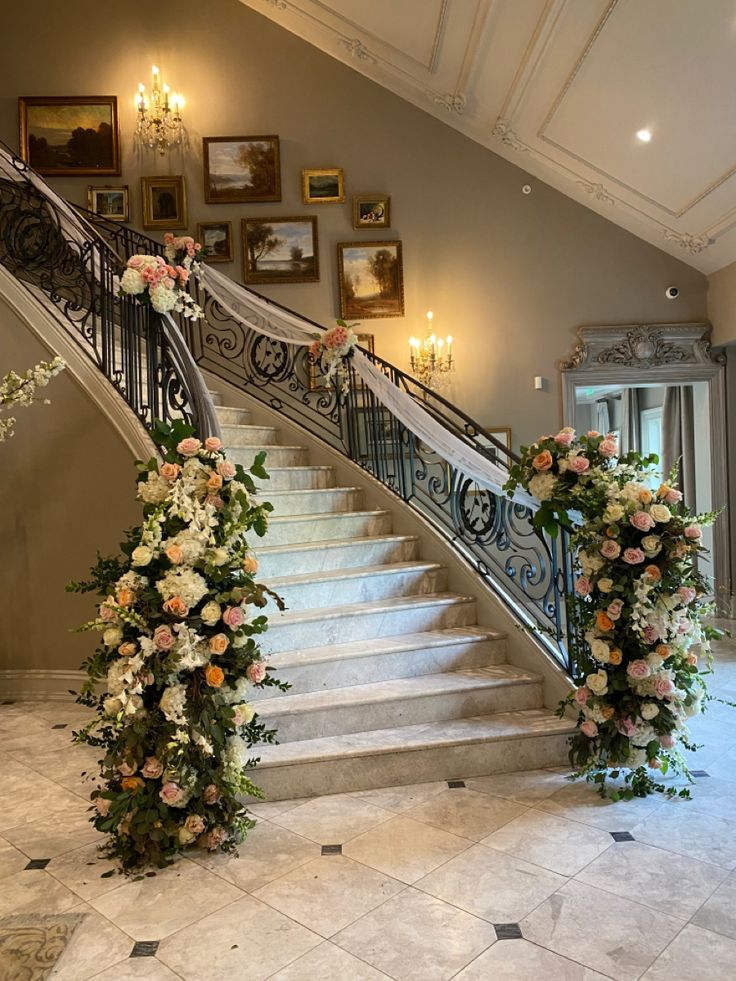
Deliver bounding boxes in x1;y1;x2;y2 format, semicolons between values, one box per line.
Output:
153;625;176;650
664;487;683;505
99;603;116;622
654;676;676;698
659;732;676;749
204;436;223;452
203;784;220;805
217;460;236;480
573;687;590;704
160;782;186;806
607;599;624;620
678;586;697;605
630;511;655;532
568;456;590;474
684;524;702;539
580;720;598;738
623;548;646;564
94;797;110;816
575;576;591;597
616;717;637;737
177;437;201;456
205;494;225;509
600;540;621;559
554;431;575;447
643;625;659;644
222;605;245;629
598;438;618;458
142;756;164;779
587;430;600;438
626;659;651;680
246;661;267;684
203;827;228;850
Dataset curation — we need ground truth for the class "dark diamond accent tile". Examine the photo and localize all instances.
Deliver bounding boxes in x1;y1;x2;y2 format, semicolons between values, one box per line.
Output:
447;780;466;789
494;923;523;940
1;700;15;705
691;770;710;777
52;723;68;730
321;844;342;855
130;941;159;957
25;859;50;870
610;831;635;842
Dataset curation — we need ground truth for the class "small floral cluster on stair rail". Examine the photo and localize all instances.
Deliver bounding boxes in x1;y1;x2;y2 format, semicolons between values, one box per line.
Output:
309;319;359;387
118;234;207;319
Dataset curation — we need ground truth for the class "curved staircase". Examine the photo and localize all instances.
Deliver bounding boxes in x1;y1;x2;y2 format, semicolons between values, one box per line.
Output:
215;395;575;800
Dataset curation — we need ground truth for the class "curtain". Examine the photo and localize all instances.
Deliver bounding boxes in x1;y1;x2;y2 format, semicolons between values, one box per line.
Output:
662;386;696;507
595;400;610;435
620;388;640;454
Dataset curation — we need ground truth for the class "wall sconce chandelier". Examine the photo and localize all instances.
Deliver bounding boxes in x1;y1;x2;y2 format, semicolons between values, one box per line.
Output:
135;66;185;154
409;311;454;390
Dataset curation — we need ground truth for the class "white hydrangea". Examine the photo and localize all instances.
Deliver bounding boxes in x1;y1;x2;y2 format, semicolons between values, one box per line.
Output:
160;683;188;725
217;676;251;705
156;568;208;608
106;659;130;696
150;283;178;314
528;472;557;502
165;528;209;565
120;268;146;295
138;473;172;505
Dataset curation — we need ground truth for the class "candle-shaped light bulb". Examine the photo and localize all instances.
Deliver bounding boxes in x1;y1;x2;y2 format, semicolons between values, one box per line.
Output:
152;65;160;89
426;310;433;324
163;83;170;108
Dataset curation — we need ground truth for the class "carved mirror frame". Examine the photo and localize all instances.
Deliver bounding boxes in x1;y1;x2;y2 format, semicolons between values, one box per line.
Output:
560;323;730;611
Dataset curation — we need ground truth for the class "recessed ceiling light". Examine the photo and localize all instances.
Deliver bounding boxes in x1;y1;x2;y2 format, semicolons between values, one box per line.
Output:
636;129;652;143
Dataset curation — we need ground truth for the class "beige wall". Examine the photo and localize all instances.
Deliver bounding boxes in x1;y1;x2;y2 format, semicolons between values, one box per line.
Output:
0;298;140;674
709;260;736;346
0;0;708;449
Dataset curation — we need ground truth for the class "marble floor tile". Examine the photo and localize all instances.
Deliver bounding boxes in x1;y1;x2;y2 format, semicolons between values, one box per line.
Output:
631;802;736;869
46;842;121;902
267;941;393;980
191;819;320;892
3;806;99;859
342;814;470;884
691;871;736;940
0;837;29;880
252;854;403;936
415;842;565;922
465;768;570;804
349;781;447;813
481;810;612;876
0;868;79;916
90;858;244;939
522;880;685;981
243;796;311;820
0;784;86;832
454;938;612;980
157;894;322;980
536;780;663;832
403;788;527;841
640;923;736;980
89;960;182;980
677;774;736;821
48;903;132;981
333;887;496;981
576;840;727;919
269;794;392;844
704;746;736;782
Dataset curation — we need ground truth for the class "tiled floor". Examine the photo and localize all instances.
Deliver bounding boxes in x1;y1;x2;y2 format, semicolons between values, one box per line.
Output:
2;632;736;980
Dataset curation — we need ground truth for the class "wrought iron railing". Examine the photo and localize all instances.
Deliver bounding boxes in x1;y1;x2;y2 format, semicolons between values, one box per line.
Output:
78;207;578;676
0;143;199;433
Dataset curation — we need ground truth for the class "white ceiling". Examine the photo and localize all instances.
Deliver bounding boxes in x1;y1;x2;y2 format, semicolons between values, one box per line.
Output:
240;0;736;274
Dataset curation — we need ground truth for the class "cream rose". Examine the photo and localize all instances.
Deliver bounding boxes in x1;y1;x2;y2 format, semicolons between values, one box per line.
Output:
131;545;153;567
200;601;221;626
586;669;609;695
596;578;614;593
649;504;672;524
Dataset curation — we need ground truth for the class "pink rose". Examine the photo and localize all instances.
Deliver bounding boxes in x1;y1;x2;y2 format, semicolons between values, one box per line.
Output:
163;233;174;244
217;460;236;480
309;339;322;359
203;784;220;805
630;511;655;532
598;438;618;458
587;431;600;438
654;676;676;699
664;488;683;505
573;687;590;705
246;661;267;684
623;548;645;565
177;437;202;457
659;732;676;749
128;255;145;268
153;625;176;650
204;437;222;452
160;781;185;806
643;626;659;644
678;586;696;605
600;540;621;560
568;456;590;474
202;827;228;850
575;576;591;597
684;524;702;540
581;720;598;738
175;265;189;284
94;796;110;816
616;717;637;737
607;599;624;620
532;450;553;471
142;756;164;779
626;659;651;680
99;603;116;622
160;462;181;482
205;495;225;509
554;431;574;447
222;605;245;629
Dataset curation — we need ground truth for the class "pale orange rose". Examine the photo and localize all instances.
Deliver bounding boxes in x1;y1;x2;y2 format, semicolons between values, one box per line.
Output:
644;564;661;582
206;473;223;492
608;649;623;665
163;596;189;617
117;587;135;607
205;664;225;687
118;642;137;657
160;462;181;481
601;705;615;720
596;612;614;632
209;633;230;655
166;544;184;565
242;554;259;575
655;644;671;658
638;489;653;505
532;450;553;471
121;776;145;793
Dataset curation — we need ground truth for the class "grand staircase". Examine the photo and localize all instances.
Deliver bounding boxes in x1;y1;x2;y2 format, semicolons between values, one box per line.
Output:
215;395;575;800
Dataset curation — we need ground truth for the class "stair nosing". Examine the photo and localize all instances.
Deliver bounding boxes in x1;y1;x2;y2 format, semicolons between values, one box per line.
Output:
257;534;418;555
266;486;362;497
263;560;442;587
267;509;390;525
267;591;475;626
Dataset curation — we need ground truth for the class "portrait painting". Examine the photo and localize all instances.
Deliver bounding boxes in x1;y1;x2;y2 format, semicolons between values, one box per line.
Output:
141;176;187;229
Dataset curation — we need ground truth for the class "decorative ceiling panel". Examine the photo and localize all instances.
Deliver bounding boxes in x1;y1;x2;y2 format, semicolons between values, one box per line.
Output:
242;0;736;272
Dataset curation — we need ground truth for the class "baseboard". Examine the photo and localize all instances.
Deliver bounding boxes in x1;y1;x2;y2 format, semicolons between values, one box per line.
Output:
0;670;86;702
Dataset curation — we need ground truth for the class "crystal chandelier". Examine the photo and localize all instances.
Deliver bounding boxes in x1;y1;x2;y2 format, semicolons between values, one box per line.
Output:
135;66;185;155
409;311;454;390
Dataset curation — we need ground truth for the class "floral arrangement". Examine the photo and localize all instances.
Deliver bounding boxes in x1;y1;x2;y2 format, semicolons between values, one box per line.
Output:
504;427;721;799
309;319;359;386
0;356;65;442
69;419;286;871
118;234;207;319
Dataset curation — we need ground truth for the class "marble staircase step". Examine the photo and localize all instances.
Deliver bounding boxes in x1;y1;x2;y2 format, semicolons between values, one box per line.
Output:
256;534;420;577
266;486;363;517
215;404;253;426
230;444;309;468
256;666;543;742
220;423;280;447
262;592;476;654
263;561;447;612
252;466;336;491
248;709;576;799
263;509;392;546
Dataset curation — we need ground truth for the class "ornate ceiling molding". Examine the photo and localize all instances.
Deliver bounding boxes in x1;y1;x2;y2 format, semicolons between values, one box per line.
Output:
491;119;528;153
432;92;467;115
576;180;614;206
663;230;714;255
337;37;377;63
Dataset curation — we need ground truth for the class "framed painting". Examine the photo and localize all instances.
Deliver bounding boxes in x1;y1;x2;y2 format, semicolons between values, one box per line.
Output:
242;216;319;284
141;176;187;229
337;240;404;319
87;185;129;222
196;221;233;263
302;167;344;204
353;195;391;229
477;427;512;467
203;135;281;203
19;96;120;176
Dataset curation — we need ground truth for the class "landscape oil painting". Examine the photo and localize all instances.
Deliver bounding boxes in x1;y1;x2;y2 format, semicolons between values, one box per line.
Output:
19;96;119;176
203;136;281;203
242;216;319;284
302;167;344;204
196;221;233;263
337;241;404;318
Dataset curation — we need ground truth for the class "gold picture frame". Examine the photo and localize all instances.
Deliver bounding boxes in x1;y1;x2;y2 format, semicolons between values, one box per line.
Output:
141;175;187;230
203;135;281;204
302;167;345;204
241;215;319;284
19;95;120;176
87;184;129;222
353;195;391;229
196;221;234;263
337;240;404;319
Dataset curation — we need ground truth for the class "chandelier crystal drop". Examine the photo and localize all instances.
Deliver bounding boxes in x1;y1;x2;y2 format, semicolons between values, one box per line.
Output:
135;66;185;155
409;311;454;391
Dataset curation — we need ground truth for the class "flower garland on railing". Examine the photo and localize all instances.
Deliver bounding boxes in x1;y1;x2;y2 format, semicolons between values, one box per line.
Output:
309;319;359;387
0;356;65;442
69;419;286;871
504;428;722;799
118;234;206;319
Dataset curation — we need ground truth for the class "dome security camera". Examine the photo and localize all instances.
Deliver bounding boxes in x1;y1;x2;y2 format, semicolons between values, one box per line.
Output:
665;286;679;300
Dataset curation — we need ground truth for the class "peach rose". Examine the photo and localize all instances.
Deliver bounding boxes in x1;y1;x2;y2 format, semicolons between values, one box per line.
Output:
206;472;223;492
121;776;145;793
246;661;267;684
116;587;135;607
141;756;164;779
160;462;181;481
600;540;621;560
217;460;236;480
568;455;590;475
203;783;220;805
118;642;137;657
154;625;176;650
644;564;661;581
177;437;202;457
205;664;225;687
242;554;259;575
163;596;189;617
638;489;653;505
601;704;615;720
166;544;184;565
209;633;229;655
608;649;623;666
595;611;615;632
160;781;186;806
531;450;553;471
204;437;222;452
